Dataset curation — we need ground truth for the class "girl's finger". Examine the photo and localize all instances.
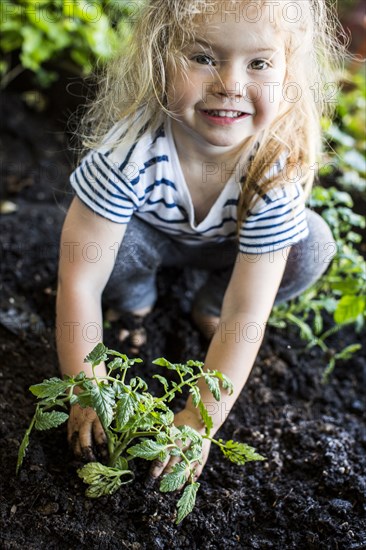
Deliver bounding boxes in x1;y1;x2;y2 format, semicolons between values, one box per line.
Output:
149;455;171;478
93;419;108;459
92;418;107;446
192;462;203;481
70;431;81;458
79;421;96;462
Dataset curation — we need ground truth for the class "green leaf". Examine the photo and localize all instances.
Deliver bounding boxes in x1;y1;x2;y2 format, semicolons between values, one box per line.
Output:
329;188;354;206
152;357;176;369
310;186;330;206
322;357;336;384
90;384;115;428
177;364;195;375
338;207;366;228
158;409;175;426
342;150;366;175
177;425;202;446
107;357;123;370
334;295;366;324
69;394;78;406
115;393;136;430
330;278;362;294
16;429;30;474
170;381;183;394
186;360;204;368
189;386;200;407
176;482;200;524
84;483;111;498
212;371;234;395
218;440;265;465
34;409;69;431
169;425;182;440
335;343;362;361
106;351;142;369
78;462;121;483
78;462;134;498
129;377;148;391
29;377;71;399
115;456;129;470
106;349;128;359
347;231;363;244
127;440;168;460
160;462;187;492
84;343;108;367
204;374;221;401
16;413;36;475
198;401;213;435
74;390;93;408
286;313;314;341
152;358;194;375
153;374;169;392
313;310;323;334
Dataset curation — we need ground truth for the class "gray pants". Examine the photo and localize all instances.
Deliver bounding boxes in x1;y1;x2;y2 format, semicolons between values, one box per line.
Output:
103;209;336;317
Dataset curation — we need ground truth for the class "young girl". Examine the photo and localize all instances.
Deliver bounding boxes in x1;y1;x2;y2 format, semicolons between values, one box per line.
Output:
57;1;346;482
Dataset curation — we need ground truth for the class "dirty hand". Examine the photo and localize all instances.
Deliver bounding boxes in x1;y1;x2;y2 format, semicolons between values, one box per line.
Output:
67;404;108;462
149;408;212;485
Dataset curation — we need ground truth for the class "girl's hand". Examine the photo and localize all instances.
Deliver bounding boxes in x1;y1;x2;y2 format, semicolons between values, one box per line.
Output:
149;408;212;486
67;404;108;462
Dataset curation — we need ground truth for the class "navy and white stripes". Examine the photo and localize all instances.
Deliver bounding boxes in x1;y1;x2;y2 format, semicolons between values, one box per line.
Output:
70;114;309;254
240;182;308;253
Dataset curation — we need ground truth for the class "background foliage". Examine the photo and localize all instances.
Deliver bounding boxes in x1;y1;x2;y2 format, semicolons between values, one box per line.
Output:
270;69;365;378
0;0;140;87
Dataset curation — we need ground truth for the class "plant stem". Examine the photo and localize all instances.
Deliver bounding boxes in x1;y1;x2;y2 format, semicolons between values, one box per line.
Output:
157;373;203;403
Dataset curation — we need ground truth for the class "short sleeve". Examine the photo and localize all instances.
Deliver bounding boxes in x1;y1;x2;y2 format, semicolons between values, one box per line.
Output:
239;182;309;254
70;151;141;224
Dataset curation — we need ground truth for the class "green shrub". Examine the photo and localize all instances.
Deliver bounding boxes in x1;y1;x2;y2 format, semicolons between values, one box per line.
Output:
0;0;140;87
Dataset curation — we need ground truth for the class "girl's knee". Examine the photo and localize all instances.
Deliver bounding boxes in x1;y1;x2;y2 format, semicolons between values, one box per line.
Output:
305;209;337;267
276;210;337;303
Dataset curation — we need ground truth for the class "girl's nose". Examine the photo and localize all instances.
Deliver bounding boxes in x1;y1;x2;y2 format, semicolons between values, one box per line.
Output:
211;63;245;99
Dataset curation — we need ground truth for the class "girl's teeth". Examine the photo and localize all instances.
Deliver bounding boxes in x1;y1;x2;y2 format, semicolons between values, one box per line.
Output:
206;110;243;117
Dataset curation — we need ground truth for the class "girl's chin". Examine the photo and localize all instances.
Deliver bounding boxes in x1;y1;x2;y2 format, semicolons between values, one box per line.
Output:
198;131;254;148
171;118;255;149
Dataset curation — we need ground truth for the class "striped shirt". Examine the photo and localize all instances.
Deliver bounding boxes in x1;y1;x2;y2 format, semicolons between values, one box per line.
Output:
70;114;309;254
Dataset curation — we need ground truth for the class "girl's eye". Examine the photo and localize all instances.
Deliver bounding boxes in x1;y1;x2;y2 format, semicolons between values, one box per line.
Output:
193;54;215;66
249;59;271;70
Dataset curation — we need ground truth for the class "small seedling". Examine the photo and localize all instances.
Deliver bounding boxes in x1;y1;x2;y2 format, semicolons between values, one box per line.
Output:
17;343;265;524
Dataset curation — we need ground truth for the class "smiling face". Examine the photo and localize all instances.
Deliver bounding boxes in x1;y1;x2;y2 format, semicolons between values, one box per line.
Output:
166;3;287;156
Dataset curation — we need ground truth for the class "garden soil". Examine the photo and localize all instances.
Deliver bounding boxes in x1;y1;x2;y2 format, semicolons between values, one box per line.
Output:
0;94;365;550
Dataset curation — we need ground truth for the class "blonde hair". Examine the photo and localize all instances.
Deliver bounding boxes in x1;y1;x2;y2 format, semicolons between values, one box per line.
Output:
78;0;348;231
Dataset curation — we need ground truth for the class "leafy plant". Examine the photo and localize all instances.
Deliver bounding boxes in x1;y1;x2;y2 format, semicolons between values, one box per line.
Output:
0;0;140;87
269;186;365;379
321;69;366;193
269;66;365;378
17;342;264;524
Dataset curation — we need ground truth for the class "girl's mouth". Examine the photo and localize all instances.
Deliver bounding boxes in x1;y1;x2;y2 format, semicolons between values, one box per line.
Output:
199;110;251;124
203;110;247;117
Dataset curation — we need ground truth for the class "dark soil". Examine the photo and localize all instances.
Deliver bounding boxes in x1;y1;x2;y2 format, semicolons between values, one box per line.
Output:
0;93;365;550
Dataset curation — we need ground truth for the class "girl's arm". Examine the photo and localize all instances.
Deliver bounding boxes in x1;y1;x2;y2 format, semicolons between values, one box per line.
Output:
151;246;289;480
56;196;127;458
187;246;289;428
